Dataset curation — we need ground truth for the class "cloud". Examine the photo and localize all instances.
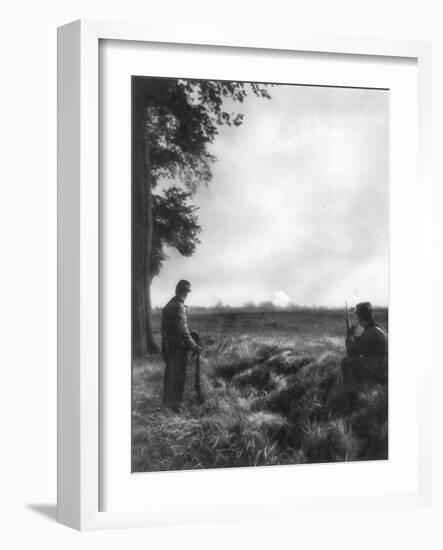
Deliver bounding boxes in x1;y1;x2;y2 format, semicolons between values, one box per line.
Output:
273;291;291;308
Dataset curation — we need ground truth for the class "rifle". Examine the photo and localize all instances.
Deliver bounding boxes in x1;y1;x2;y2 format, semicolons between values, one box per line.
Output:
345;301;351;334
190;331;204;405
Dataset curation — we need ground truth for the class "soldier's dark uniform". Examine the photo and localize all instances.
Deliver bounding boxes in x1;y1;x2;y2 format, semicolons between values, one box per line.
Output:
161;283;198;410
341;303;388;387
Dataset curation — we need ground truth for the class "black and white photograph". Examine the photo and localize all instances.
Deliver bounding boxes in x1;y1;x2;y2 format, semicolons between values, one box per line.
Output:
131;75;389;472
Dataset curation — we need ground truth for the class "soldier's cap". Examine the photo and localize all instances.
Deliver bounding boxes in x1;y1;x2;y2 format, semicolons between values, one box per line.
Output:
354;302;373;317
176;279;191;293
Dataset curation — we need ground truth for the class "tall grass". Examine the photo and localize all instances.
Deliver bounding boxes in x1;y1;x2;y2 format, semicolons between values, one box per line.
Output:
132;310;388;472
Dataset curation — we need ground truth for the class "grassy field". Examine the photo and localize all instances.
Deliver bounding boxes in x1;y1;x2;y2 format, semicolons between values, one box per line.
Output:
132;308;388;472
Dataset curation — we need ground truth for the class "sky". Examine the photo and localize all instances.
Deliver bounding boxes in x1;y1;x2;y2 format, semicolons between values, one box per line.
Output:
151;83;389;308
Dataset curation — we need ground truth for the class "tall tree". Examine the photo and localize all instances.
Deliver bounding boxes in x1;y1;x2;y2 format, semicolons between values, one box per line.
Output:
132;77;271;356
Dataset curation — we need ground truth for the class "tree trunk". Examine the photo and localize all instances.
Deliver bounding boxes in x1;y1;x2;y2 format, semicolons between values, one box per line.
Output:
143;130;159;354
132;87;159;357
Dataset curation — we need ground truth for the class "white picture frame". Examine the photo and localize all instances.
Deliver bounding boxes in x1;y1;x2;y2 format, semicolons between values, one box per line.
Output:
57;19;433;531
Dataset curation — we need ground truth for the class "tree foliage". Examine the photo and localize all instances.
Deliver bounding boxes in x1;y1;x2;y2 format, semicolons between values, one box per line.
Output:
150;187;201;277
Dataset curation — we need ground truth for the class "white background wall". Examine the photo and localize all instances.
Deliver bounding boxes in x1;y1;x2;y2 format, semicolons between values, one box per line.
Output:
0;1;441;547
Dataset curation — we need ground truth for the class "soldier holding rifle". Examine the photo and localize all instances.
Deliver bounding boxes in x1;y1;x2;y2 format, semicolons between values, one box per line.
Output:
161;280;202;411
341;302;388;387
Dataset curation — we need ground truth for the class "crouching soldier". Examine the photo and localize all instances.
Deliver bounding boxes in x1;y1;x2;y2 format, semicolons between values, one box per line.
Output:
161;280;201;411
341;302;388;388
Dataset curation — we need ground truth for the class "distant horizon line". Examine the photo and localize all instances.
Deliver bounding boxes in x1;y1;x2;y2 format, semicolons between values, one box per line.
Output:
152;302;389;311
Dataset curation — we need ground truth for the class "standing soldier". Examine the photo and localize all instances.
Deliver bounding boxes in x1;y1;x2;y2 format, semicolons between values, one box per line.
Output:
161;280;201;411
341;302;388;387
